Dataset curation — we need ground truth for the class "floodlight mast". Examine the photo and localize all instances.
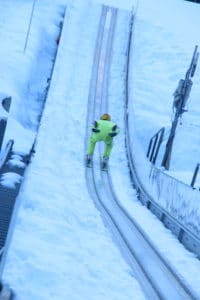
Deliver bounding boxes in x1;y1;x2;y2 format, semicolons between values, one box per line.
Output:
161;45;199;170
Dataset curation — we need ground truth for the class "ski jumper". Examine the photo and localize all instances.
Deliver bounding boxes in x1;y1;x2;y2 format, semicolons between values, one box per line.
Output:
87;119;120;157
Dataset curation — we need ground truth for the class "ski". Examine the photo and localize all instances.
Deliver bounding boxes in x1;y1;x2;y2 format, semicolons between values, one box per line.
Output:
85;155;93;168
100;157;109;171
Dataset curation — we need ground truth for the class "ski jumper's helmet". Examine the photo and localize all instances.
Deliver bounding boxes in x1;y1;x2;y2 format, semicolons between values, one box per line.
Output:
100;113;111;121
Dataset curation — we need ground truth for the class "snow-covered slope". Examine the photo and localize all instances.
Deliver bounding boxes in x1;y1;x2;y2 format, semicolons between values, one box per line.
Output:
0;0;200;299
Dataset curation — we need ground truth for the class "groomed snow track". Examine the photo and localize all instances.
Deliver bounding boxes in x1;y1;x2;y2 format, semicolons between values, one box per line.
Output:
85;5;199;300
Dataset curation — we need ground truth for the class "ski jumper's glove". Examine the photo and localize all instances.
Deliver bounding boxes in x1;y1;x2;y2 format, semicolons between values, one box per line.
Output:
91;120;100;133
108;124;120;137
109;132;118;137
92;128;100;133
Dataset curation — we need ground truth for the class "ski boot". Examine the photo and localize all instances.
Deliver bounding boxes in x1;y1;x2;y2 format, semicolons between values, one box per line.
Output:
86;154;93;168
101;156;109;171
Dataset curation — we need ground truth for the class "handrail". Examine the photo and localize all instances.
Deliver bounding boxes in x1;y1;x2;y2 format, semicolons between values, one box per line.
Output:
191;163;200;189
24;0;37;52
0;118;7;151
147;127;165;164
0;139;14;170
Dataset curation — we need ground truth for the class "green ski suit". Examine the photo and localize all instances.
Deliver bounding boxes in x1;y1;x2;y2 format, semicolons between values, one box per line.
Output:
87;119;120;157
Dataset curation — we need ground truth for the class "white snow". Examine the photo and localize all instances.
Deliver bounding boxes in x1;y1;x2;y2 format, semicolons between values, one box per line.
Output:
0;0;200;299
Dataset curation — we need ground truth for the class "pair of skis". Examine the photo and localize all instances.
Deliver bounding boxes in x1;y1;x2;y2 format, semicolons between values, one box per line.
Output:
86;156;108;171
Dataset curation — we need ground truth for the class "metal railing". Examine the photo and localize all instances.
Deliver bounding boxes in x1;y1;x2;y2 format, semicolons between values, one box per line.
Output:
0;119;7;151
24;0;37;52
147;127;165;164
0;140;14;170
191;163;200;189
